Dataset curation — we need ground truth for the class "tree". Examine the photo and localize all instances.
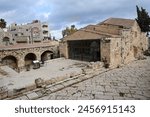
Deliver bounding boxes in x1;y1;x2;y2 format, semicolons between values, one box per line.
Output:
62;25;77;37
136;5;150;34
0;18;6;29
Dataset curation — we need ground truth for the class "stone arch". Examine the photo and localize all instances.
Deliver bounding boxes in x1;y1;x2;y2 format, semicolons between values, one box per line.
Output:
24;53;37;66
2;55;18;69
41;50;54;62
3;37;10;46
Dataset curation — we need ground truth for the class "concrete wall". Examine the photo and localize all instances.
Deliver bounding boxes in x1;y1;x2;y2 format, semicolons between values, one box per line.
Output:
109;21;148;67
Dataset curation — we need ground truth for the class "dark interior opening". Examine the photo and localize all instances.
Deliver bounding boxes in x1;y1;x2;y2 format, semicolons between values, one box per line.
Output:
68;40;101;62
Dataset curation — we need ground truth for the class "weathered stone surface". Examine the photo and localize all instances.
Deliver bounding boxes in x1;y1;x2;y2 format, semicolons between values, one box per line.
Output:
19;96;29;100
0;86;8;93
0;45;59;72
37;57;150;100
26;92;39;99
0;86;8;99
35;78;45;88
6;56;150;100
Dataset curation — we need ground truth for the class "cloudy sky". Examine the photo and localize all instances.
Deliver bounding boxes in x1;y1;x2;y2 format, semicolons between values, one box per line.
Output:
0;0;150;39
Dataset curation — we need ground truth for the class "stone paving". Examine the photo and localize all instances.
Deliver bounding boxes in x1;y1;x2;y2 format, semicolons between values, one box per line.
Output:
0;58;84;90
9;56;150;100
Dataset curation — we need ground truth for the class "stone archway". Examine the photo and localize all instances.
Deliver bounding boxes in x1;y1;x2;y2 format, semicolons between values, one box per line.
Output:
2;55;18;69
3;37;10;46
24;53;37;66
41;51;53;62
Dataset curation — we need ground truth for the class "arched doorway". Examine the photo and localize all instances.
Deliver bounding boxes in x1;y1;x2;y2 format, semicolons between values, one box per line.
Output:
24;53;37;66
3;37;10;46
41;51;53;62
2;55;18;69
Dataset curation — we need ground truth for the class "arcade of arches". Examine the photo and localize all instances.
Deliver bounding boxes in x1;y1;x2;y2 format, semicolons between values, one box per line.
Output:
0;50;55;72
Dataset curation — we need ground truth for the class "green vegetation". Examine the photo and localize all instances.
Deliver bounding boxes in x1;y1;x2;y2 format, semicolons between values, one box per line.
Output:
136;5;150;35
62;25;78;37
0;18;6;29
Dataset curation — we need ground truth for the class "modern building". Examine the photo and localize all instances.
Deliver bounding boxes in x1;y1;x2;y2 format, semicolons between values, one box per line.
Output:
7;20;50;44
60;18;148;68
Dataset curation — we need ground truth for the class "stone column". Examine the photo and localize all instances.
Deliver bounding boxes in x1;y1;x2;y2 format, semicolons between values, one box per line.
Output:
36;53;41;61
66;42;69;59
17;58;25;72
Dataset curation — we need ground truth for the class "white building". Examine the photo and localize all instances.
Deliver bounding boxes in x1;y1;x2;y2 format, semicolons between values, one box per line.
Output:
7;20;50;44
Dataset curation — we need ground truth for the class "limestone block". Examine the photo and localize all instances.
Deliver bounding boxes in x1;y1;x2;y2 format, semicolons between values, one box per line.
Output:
26;92;39;99
0;86;8;99
82;68;93;75
0;86;8;93
7;89;14;97
35;78;45;88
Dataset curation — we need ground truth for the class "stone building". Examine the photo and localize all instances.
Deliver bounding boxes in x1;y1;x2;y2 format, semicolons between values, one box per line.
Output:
0;28;14;46
0;42;59;72
6;20;50;44
60;18;148;68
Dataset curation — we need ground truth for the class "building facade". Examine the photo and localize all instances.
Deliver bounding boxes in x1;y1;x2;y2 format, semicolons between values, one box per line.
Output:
0;20;50;45
60;18;148;68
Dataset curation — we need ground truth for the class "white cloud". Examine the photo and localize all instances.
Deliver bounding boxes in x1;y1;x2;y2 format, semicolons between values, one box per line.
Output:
0;0;150;39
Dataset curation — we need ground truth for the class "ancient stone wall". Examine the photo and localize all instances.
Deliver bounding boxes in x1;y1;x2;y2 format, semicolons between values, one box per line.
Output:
109;37;122;68
0;45;59;71
59;41;68;58
106;21;148;67
100;39;111;63
0;30;14;46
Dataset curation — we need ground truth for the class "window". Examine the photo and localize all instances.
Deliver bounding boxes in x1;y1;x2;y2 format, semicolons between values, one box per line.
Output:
26;29;28;31
15;34;18;36
43;30;48;34
42;25;48;28
11;29;16;31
